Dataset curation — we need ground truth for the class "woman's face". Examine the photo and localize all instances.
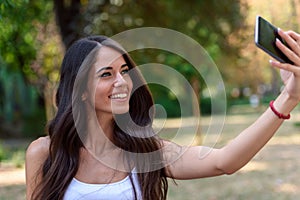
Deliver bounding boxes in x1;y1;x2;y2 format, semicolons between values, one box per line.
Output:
87;46;133;117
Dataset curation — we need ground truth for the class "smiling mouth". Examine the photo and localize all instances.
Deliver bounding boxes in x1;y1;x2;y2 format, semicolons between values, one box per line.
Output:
109;93;128;99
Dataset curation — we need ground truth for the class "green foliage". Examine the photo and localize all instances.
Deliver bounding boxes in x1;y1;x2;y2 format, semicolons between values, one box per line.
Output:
0;0;53;137
0;0;52;75
0;140;26;168
50;0;247;119
0;66;46;137
74;0;247;76
200;96;229;115
0;142;5;162
148;84;182;118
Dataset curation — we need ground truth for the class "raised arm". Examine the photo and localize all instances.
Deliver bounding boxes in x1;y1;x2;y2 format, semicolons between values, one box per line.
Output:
164;29;300;179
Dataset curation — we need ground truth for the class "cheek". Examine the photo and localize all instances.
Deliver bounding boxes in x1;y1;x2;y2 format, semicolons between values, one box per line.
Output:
126;76;133;93
94;83;110;103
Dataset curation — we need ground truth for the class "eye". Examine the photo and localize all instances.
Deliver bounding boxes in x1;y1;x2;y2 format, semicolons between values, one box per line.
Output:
121;68;129;75
99;72;111;78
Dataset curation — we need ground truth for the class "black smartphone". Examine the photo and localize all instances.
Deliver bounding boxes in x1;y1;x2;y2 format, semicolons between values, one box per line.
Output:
255;15;293;64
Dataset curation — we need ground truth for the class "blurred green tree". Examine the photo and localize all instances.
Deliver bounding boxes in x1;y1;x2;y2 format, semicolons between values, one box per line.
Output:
0;0;61;137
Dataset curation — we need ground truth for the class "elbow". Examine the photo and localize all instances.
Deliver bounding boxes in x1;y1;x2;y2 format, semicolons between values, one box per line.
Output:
216;149;244;175
223;168;238;175
216;162;240;175
217;167;239;175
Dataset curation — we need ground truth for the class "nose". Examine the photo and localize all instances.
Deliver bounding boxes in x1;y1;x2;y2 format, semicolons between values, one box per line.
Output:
113;72;127;88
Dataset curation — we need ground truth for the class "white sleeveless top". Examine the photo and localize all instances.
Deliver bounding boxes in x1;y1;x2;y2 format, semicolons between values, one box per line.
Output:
63;172;142;200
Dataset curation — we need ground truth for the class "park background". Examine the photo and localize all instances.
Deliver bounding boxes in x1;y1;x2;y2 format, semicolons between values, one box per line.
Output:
1;0;300;199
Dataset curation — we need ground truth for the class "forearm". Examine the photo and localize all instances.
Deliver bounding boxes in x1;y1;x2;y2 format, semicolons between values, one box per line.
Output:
218;89;298;174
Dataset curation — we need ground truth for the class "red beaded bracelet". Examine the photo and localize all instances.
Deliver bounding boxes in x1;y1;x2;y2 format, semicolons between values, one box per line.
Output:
269;100;291;120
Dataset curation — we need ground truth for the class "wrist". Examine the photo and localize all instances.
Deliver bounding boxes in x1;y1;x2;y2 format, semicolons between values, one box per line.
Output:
270;100;290;119
273;89;298;116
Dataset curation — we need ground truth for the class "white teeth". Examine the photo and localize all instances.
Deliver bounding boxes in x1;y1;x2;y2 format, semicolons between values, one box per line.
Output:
110;93;127;99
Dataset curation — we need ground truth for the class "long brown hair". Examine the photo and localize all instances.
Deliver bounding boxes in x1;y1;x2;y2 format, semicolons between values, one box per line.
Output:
31;36;168;200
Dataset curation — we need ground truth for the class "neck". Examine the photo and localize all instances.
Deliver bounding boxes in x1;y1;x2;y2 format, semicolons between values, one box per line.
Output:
84;111;116;155
83;113;132;172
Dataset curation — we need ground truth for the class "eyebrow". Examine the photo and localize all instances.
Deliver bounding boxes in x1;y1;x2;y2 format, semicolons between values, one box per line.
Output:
96;63;129;74
96;66;112;74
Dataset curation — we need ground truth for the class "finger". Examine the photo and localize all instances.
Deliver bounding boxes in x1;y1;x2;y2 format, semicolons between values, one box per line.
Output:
278;29;300;57
270;59;300;75
276;38;300;64
285;30;300;47
285;30;300;41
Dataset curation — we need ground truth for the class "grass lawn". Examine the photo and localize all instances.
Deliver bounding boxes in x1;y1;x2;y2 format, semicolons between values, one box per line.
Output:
1;105;300;199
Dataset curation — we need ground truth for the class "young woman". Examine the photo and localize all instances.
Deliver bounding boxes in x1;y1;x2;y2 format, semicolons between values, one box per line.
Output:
26;29;300;200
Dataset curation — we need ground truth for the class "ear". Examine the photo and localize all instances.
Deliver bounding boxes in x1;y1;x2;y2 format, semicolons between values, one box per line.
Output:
81;92;87;101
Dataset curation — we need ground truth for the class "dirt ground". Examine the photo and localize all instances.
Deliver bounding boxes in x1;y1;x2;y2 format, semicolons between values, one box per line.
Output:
0;166;26;200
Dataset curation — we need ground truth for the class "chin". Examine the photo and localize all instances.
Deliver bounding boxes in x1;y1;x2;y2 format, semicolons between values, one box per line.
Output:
112;107;130;115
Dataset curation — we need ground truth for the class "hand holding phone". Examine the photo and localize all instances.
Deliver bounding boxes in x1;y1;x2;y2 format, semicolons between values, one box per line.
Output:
255;16;293;64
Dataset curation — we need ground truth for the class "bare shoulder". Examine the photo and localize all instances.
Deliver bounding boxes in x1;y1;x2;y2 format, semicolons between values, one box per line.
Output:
161;140;186;164
26;136;50;161
161;140;184;152
25;136;50;198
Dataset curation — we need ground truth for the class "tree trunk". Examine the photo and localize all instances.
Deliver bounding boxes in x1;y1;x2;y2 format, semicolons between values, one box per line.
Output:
53;0;83;48
44;82;57;122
